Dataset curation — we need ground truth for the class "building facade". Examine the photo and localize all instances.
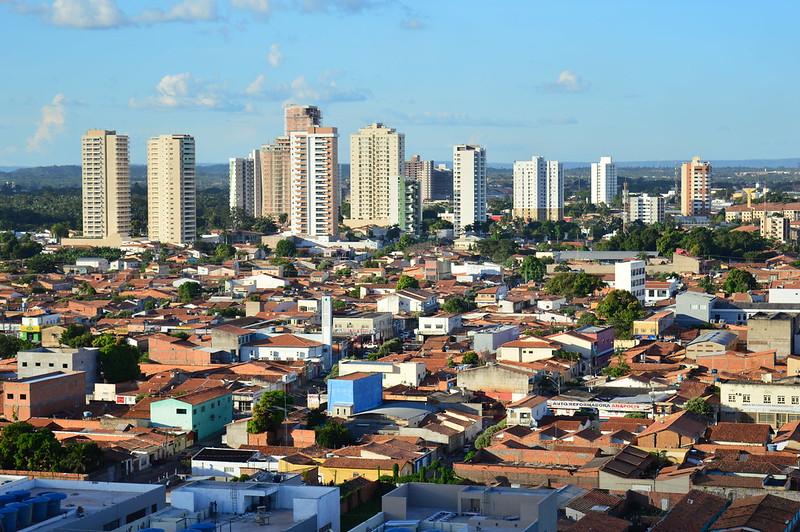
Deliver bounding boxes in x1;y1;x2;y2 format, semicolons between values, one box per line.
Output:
512;156;564;221
388;175;422;233
349;123;404;226
228;155;256;216
614;259;647;305
81;129;131;240
405;154;433;201
591;156;617;206
453;144;487;234
628;193;665;224
147;134;197;244
290;126;340;238
681;156;712;217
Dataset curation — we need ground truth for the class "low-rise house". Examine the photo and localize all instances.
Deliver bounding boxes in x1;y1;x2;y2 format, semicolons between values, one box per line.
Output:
705;422;772;446
17;346;100;394
496;336;561;363
339;359;426;388
241;334;326;364
418;313;462;337
635;410;707;449
377;289;438;315
505;394;549;427
150;387;233;440
3;371;86;421
327;372;383;418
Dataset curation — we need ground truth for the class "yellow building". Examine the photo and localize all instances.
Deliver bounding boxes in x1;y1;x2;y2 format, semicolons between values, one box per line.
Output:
318;457;412;484
633;311;675;340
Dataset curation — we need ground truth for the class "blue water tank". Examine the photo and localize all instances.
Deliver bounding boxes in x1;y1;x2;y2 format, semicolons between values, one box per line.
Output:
0;507;17;532
7;490;29;502
386;529;413;532
29;496;49;522
139;528;166;532
188;523;217;532
44;492;67;517
8;502;32;528
0;494;15;508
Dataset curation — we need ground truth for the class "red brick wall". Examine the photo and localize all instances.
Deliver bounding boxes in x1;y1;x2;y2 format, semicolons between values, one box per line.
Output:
454;462;598;488
485;448;600;466
148;336;210;365
3;372;85;421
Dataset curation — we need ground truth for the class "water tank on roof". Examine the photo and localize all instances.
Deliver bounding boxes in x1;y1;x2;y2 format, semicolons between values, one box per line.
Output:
8;501;32;528
0;506;18;532
44;492;67;517
83;411;93;418
187;524;216;532
139;528;166;532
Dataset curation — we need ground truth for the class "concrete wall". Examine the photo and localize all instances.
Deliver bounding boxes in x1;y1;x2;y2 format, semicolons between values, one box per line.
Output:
748;314;796;358
17;347;100;394
457;365;530;395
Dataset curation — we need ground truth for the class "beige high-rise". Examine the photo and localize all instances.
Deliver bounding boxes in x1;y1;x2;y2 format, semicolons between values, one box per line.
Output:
290;127;339;238
147;134;197;245
349;123;404;226
681;156;711;217
81;129;130;239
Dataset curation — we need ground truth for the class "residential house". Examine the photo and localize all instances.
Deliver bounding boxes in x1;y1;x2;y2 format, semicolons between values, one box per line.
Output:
150;387;234;440
377;289;438;315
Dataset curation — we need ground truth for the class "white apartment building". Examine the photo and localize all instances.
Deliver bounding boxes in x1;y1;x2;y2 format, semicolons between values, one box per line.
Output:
228;155;256;216
614;259;647;305
81;129;131;240
453;144;487;234
628;193;665;224
349;122;404;226
590;156;617;206
512;156;564;221
290;126;340;238
147;134;197;245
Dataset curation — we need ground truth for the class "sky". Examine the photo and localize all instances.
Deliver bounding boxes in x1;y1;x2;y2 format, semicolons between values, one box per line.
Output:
1;0;798;167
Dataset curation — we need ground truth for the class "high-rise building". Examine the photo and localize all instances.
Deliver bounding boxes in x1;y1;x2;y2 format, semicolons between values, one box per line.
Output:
81;129;131;240
628;193;665;224
285;105;322;134
251;105;322;222
591;156;617;206
147;134;196;245
431;164;454;201
681;156;712;217
389;175;422;233
229;155;256;215
452;145;487;234
349;123;404;226
512;156;564;221
290;127;339;238
405;155;433;201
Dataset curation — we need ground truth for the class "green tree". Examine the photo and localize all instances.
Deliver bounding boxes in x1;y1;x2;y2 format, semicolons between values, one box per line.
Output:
602;354;631;378
305;408;328;429
60;324;93;348
50;223;70;239
59;442;105;474
442;296;477;314
0;335;34;358
317;259;333;271
247;391;295;434
314;421;353;449
722;268;758;294
24;254;57;274
518;255;546;282
684;397;713;417
274;238;297;258
324;363;339;382
474;419;507;449
596;289;644;339
576;311;599;326
395;274;420;291
214;243;236;261
271;257;297;277
98;341;141;383
624;412;647;419
332;299;346;310
461;351;480;366
545;272;606;299
178;281;202;303
377;338;403;356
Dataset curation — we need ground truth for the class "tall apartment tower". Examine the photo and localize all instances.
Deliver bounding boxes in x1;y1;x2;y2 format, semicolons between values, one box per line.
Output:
512;156;564;221
591;156;617;206
389;175;422;233
256;105;322;220
405;155;434;202
147;134;197;245
81;129;131;240
290;127;339;238
452;145;487;234
229;155;256;215
349;123;405;226
681;156;712;217
628;194;665;224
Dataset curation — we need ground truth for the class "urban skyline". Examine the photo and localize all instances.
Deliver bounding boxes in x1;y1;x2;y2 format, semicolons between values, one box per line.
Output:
1;1;798;168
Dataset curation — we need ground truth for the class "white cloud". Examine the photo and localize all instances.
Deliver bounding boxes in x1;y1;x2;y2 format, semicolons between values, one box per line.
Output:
285;74;369;103
401;17;423;30
388;110;531;127
135;0;218;24
49;0;125;29
26;94;67;152
542;70;590;93
267;43;283;67
244;74;266;95
131;72;242;111
230;0;271;15
295;0;382;13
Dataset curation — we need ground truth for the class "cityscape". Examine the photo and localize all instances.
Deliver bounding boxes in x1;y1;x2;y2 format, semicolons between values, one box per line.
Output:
1;2;800;532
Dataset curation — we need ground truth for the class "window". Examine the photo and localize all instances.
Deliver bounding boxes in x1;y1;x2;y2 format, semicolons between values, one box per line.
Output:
778;396;786;405
48;363;54;367
764;395;772;404
793;396;799;405
6;394;12;399
35;362;41;367
176;408;187;415
62;364;68;368
742;394;750;403
21;362;27;367
193;409;197;414
224;466;234;473
728;394;736;403
19;394;26;400
201;406;206;412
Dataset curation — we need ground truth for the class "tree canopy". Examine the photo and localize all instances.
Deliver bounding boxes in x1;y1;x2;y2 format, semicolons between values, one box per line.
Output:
274;238;297;258
0;422;104;474
95;336;141;383
315;421;353;448
595;289;645;339
178;281;202;303
442;296;477;314
247;391;294;434
395;274;420;291
518;255;546;282
722;268;758;294
545;272;605;299
684;397;713;417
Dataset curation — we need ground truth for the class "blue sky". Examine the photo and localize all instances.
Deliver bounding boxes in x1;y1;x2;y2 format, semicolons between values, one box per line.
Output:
1;0;798;166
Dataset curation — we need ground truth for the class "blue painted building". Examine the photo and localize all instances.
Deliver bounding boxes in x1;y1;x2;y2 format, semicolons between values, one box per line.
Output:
327;372;382;417
151;387;233;441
